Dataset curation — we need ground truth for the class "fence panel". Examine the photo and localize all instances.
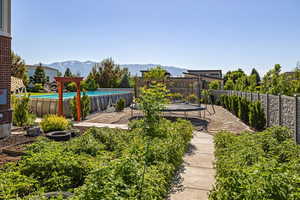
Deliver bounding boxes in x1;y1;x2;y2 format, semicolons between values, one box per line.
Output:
280;96;296;133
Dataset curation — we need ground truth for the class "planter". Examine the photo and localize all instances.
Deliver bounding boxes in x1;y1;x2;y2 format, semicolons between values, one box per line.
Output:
45;131;71;141
26;126;42;137
69;129;80;137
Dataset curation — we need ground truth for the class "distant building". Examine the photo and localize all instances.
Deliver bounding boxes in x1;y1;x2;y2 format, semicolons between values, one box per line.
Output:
0;0;12;137
184;70;222;79
27;65;59;82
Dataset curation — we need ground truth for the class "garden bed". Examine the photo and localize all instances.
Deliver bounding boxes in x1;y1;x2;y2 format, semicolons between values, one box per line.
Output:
210;126;300;199
0;118;193;199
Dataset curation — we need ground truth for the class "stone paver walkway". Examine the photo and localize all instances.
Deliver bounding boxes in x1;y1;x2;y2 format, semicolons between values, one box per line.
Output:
170;131;215;200
73;122;129;130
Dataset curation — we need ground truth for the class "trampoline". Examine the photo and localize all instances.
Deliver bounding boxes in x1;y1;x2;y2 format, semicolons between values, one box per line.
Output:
130;103;206;119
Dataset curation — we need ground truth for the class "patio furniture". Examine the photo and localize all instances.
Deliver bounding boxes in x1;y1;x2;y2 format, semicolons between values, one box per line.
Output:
130;103;206;119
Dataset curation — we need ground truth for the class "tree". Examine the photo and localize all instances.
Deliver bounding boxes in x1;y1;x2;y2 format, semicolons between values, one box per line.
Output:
250;68;261;86
92;58;128;88
30;63;48;86
11;51;29;86
224;79;234;90
144;66;168;81
260;64;292;95
208;80;221;90
64;68;73;77
247;74;259;92
119;73;131;88
234;76;248;91
224;68;246;84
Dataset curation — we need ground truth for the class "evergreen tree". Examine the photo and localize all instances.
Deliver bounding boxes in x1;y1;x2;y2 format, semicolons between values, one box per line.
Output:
119;73;131;88
93;58;128;88
224;68;246;84
11;51;29;86
64;68;73;77
30;63;48;85
250;68;261;85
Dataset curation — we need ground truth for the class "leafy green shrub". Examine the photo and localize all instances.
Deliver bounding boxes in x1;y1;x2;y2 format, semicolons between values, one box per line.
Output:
0;82;194;199
70;93;91;120
0;171;38;199
33;83;44;92
186;94;198;103
210;126;300;200
12;95;36;127
208;80;221;90
115;98;126;112
238;97;249;123
168;93;183;102
230;95;240;115
40;114;71;133
249;101;266;130
220;95;266;130
66;82;77;92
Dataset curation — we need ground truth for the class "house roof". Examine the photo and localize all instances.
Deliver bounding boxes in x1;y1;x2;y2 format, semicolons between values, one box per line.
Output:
183;72;223;80
26;65;59;72
186;69;222;73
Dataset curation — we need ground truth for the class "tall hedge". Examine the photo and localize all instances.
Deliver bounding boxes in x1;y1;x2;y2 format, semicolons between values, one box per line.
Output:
249;101;266;130
220;94;266;130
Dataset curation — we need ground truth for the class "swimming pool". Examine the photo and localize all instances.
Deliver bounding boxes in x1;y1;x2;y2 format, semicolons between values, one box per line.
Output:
30;91;130;99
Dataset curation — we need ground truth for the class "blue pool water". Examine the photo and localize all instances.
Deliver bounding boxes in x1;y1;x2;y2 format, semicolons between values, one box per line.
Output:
30;91;129;99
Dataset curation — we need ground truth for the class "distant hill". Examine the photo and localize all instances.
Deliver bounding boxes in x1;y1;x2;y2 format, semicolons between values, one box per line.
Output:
45;60;187;77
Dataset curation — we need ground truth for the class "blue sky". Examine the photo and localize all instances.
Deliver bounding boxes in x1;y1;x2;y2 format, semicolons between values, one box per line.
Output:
12;0;300;75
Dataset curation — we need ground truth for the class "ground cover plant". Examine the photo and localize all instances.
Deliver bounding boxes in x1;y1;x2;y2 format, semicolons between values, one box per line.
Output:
0;73;193;199
210;126;300;200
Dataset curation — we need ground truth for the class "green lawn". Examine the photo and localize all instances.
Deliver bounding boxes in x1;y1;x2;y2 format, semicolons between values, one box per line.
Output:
16;92;55;96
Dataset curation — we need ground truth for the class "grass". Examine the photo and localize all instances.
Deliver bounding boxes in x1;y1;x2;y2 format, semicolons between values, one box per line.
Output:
16;92;55;96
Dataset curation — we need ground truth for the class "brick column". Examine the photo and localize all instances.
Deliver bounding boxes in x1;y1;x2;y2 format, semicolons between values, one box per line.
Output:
0;35;12;138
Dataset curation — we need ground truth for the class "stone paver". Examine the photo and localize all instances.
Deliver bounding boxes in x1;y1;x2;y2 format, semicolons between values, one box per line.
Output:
170;131;215;200
73;122;129;130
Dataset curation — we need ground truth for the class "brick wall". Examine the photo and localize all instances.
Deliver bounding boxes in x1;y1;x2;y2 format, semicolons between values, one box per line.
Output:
0;35;12;124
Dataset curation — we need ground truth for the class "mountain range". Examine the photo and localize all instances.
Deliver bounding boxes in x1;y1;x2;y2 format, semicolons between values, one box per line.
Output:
45;60;187;77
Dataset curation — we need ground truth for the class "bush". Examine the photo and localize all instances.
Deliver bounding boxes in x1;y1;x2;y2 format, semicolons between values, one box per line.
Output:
208;80;221;90
115;98;126;112
40;114;71;133
12;95;36;127
249;101;266;130
66;82;77;92
238;97;249;123
168;93;183;102
33;83;43;92
0;171;38;199
0;82;194;199
220;95;266;130
210;126;300;200
70;93;91;120
186;94;198;104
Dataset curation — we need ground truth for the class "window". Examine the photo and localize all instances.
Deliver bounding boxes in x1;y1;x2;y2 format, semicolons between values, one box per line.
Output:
0;0;3;30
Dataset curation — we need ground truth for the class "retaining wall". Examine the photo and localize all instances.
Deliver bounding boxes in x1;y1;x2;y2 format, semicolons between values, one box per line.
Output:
30;92;133;118
211;90;300;144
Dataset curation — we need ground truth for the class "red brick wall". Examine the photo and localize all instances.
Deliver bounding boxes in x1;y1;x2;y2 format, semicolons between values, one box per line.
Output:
0;35;12;124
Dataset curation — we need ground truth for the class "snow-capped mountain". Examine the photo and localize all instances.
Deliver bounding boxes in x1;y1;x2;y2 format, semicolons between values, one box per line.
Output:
45;61;187;77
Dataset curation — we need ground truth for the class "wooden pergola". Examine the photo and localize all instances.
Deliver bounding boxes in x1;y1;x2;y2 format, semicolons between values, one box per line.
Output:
54;77;83;121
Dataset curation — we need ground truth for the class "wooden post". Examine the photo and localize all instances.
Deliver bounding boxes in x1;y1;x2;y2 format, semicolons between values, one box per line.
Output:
57;81;63;116
76;81;81;121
